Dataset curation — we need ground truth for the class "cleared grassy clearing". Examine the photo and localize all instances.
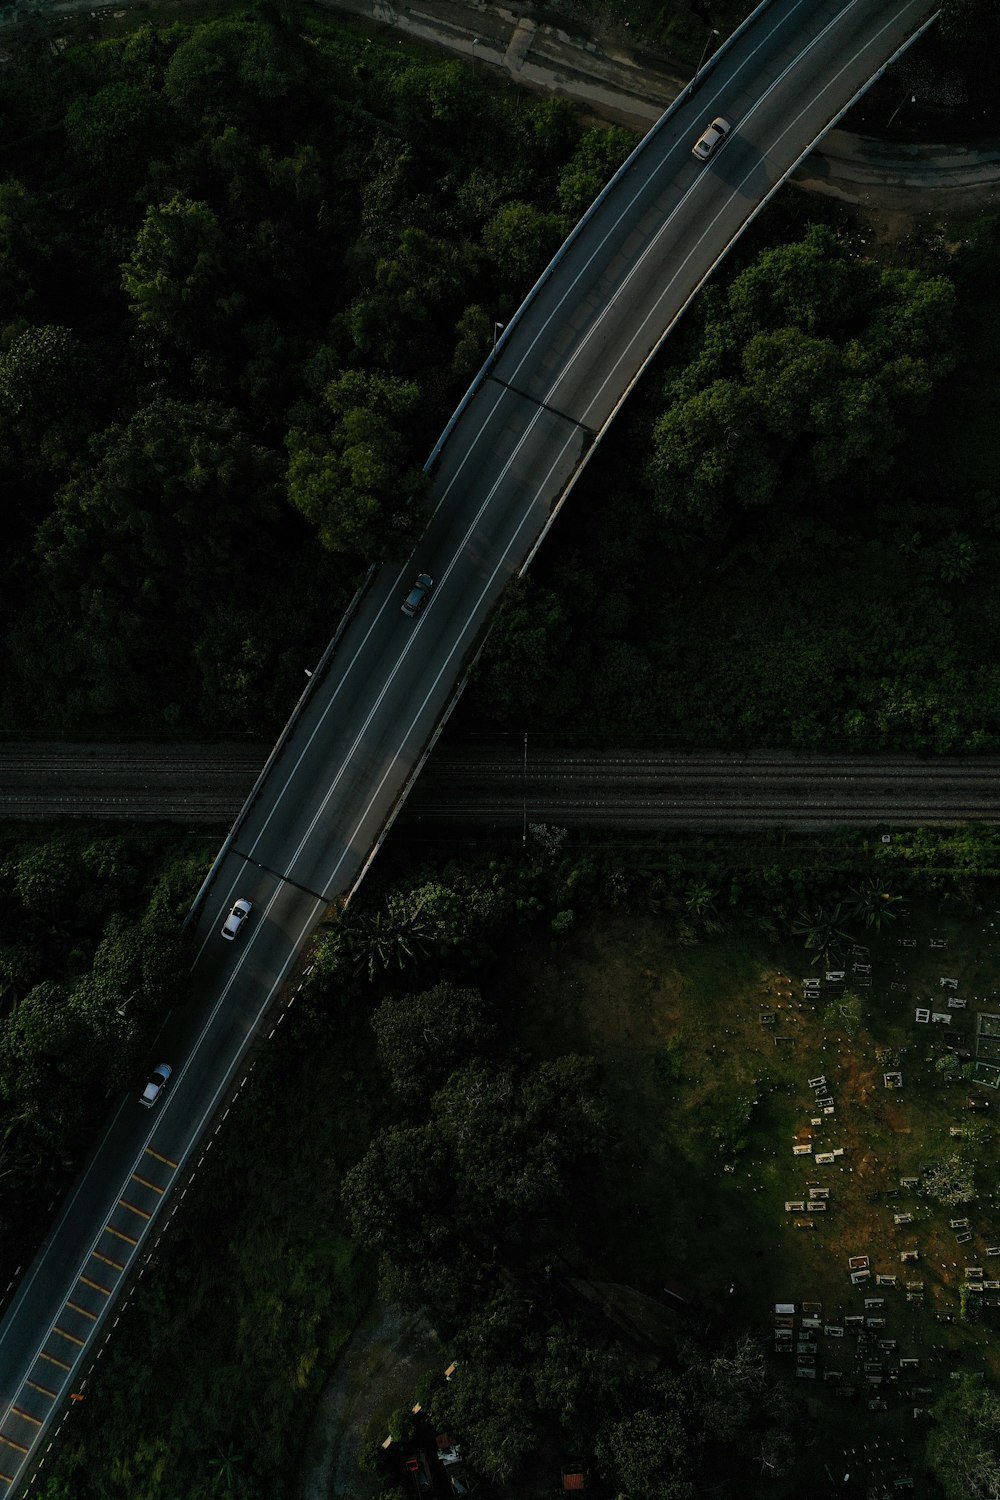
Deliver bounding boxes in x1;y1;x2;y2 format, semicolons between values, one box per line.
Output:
502;901;1000;1493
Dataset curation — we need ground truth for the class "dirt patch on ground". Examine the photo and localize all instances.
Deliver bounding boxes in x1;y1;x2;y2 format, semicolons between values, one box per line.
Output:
491;902;1000;1494
297;1302;442;1500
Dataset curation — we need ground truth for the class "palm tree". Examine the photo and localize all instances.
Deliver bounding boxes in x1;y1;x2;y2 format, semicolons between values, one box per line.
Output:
684;879;722;932
790;903;852;967
348;895;434;980
209;1444;244;1498
847;878;901;931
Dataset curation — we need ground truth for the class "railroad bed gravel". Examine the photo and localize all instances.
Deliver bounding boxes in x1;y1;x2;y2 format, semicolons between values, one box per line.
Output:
3;743;1000;829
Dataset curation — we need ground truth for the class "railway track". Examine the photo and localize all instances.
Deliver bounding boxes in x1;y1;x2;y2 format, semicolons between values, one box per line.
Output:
2;744;1000;829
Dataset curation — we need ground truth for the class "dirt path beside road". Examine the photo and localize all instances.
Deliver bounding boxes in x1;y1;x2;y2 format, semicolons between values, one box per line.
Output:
317;0;1000;215
297;1301;442;1500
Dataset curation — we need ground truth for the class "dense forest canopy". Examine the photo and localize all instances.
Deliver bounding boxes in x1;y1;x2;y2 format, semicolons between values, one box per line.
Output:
0;1;635;735
468;208;1000;753
3;0;999;758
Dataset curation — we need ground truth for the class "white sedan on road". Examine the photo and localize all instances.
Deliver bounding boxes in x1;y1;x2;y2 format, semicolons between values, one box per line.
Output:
692;116;731;160
139;1062;172;1108
220;897;253;941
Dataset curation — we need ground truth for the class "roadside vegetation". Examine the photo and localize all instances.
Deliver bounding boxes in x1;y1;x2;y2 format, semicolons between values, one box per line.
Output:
0;0;636;735
0;827;205;1291
466;211;1000;752
3;0;999;755
34;822;1000;1499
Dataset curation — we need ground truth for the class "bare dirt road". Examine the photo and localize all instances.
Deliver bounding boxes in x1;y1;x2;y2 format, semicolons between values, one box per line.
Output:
296;1303;441;1500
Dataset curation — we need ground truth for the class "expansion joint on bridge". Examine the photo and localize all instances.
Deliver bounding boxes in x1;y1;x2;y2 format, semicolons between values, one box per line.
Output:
229;850;332;907
487;375;596;436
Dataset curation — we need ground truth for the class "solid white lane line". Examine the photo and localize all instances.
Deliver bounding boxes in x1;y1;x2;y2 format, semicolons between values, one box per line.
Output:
574;1;923;427
502;0;820;386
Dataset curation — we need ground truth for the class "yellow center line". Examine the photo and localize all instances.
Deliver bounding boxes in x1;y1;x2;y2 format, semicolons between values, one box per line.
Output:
144;1146;178;1168
0;1436;29;1455
10;1409;41;1429
38;1351;71;1372
130;1174;164;1195
0;1468;16;1483
66;1300;97;1322
91;1250;124;1271
78;1275;111;1297
25;1381;56;1400
53;1325;85;1347
118;1198;151;1221
104;1224;138;1246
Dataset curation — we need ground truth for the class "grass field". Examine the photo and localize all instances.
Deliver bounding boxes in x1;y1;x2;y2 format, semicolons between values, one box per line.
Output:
502;899;1000;1495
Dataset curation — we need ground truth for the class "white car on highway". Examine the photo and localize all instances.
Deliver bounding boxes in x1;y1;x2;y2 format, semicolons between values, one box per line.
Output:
139;1062;172;1108
221;897;253;941
692;116;731;160
401;573;434;617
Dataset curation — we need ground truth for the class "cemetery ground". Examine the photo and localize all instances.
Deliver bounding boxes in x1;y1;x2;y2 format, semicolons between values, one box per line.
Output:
503;898;1000;1495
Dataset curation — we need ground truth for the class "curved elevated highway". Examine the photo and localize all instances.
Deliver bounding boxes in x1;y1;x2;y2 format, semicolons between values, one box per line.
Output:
0;1;938;1490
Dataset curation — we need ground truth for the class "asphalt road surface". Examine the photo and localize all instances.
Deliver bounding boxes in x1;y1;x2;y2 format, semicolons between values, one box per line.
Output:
4;743;1000;830
0;1;938;1490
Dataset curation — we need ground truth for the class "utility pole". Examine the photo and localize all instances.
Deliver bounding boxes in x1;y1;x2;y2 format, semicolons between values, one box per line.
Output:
697;26;720;73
